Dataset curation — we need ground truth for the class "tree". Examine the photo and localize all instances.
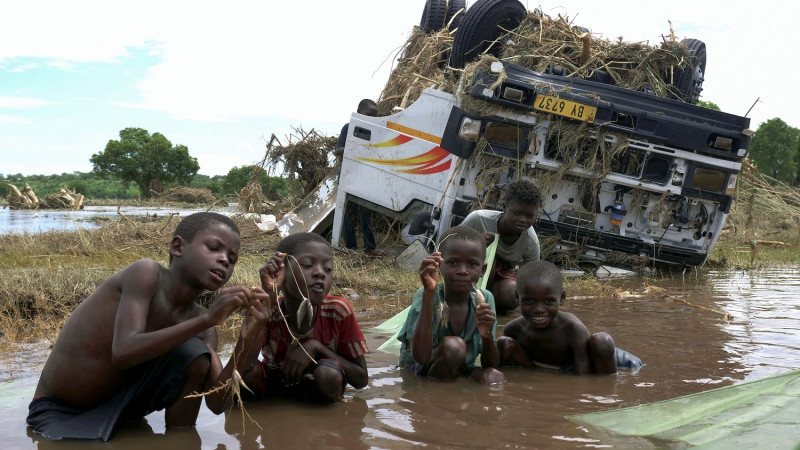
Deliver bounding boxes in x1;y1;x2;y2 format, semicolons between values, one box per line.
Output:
222;165;261;196
67;180;90;196
90;128;199;198
697;100;720;111
222;165;291;200
748;118;800;184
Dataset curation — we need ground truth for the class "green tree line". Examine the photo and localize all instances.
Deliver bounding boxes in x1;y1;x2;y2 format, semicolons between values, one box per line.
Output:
2;127;295;201
747;118;800;185
1;168;292;201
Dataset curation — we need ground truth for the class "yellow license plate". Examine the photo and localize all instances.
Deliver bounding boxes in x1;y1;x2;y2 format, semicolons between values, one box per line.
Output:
534;94;597;122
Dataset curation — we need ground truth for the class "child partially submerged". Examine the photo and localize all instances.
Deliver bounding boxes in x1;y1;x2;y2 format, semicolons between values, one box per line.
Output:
398;226;505;384
241;232;369;403
28;212;270;441
498;260;643;374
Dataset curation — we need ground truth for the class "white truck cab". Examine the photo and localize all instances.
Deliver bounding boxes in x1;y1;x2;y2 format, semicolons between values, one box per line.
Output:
333;59;751;267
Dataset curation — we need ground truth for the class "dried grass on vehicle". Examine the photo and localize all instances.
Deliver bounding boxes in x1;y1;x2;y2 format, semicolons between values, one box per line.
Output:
380;10;692;117
500;11;686;97
377;28;457;115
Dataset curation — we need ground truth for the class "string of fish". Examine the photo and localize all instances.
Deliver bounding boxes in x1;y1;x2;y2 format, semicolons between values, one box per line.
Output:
272;253;318;365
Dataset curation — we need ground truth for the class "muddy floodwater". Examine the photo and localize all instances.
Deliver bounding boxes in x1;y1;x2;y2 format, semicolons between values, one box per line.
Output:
2;267;800;449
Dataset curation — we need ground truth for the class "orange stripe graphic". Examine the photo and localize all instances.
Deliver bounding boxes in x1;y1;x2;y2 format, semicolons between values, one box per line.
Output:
386;122;442;145
366;134;413;148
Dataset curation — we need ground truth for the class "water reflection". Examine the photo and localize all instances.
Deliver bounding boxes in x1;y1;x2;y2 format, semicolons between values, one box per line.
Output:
0;205;234;235
3;267;800;448
712;267;800;380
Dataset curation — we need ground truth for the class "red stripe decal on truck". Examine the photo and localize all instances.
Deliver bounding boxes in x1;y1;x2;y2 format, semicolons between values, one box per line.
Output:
357;147;452;175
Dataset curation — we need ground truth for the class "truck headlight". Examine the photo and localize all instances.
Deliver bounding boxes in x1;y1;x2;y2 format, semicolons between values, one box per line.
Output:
726;174;738;195
458;117;481;142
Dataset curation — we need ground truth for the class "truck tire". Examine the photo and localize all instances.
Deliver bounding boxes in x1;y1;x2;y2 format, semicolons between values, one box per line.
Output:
448;0;526;69
670;38;706;104
420;0;466;33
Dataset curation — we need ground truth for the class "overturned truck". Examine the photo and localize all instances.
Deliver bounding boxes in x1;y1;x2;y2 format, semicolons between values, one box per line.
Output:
332;0;752;267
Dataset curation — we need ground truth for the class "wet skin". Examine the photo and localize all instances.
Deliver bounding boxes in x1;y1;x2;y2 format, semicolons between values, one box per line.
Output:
411;239;503;382
247;241;368;398
34;223;255;411
500;277;597;374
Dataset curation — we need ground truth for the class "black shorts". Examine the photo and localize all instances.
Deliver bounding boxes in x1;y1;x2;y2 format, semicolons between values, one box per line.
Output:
27;337;209;441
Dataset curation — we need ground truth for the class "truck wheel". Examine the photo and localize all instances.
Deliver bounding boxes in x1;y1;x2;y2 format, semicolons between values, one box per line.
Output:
670;38;706;104
448;0;526;69
420;0;467;33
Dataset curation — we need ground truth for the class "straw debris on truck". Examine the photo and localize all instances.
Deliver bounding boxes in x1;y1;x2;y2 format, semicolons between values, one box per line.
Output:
332;0;752;269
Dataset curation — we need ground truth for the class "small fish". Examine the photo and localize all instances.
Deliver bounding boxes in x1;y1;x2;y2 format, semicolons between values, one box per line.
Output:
232;368;253;396
472;283;485;306
297;297;313;329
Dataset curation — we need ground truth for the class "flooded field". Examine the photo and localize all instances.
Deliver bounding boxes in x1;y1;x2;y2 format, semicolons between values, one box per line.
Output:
0;206;233;235
2;266;800;448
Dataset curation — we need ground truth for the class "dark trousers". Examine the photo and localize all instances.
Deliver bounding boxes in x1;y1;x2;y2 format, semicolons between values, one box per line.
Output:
343;202;375;251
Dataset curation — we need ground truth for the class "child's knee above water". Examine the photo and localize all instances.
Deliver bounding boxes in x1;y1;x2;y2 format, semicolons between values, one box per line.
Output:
29;212;272;440
399;226;504;383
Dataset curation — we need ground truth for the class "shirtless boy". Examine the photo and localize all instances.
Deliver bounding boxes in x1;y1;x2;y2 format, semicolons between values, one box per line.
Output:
241;232;369;403
460;180;542;313
27;212;270;440
497;260;642;374
398;226;505;384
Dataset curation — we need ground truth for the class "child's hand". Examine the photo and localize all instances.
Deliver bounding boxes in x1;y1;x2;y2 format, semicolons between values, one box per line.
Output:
476;303;495;339
259;252;286;294
419;252;443;292
281;339;318;386
207;286;252;326
240;287;270;342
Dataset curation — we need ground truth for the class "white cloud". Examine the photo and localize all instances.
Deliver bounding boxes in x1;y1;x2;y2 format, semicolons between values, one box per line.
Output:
0;114;32;124
123;2;416;124
0;97;56;109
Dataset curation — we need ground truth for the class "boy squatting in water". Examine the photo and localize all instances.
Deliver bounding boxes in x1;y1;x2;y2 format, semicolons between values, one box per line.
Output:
27;212;271;441
240;232;369;403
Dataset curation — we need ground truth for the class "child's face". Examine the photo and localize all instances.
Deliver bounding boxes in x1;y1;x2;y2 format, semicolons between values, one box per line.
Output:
283;241;334;306
440;238;486;294
517;277;565;329
503;199;538;234
180;223;240;291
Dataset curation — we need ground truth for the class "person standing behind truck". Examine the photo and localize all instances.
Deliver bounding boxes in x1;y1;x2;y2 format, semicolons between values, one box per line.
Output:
460;180;543;314
334;99;387;258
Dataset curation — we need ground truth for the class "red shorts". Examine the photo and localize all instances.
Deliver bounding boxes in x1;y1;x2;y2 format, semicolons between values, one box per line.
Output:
491;257;518;280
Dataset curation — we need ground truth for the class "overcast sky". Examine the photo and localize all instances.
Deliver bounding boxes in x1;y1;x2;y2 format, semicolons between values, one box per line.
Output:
1;0;793;177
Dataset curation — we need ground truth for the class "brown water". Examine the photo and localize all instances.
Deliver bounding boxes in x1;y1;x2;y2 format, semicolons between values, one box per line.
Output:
3;267;800;449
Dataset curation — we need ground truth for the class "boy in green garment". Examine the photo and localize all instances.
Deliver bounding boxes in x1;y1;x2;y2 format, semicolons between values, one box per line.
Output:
397;226;505;384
